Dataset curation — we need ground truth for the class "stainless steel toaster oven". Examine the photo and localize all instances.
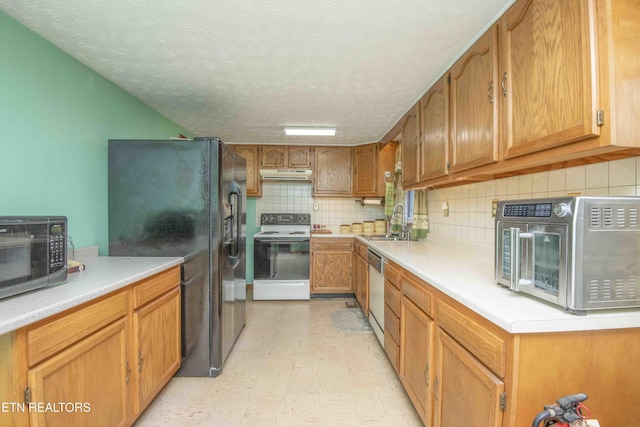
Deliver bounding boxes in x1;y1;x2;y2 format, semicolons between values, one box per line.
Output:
495;196;640;315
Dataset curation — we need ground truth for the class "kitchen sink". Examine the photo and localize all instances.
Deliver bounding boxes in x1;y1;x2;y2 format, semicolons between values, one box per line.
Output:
366;234;405;241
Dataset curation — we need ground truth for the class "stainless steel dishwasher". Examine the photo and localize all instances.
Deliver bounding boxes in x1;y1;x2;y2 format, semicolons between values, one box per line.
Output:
367;248;385;345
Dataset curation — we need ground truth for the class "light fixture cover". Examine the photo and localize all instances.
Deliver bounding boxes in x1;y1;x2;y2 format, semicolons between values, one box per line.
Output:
284;127;336;136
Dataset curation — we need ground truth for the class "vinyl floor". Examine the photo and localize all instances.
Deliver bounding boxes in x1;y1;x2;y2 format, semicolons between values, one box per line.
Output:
134;294;422;426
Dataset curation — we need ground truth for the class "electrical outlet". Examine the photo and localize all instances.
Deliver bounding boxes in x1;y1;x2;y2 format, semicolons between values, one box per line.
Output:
313;202;319;212
492;199;499;217
442;202;449;217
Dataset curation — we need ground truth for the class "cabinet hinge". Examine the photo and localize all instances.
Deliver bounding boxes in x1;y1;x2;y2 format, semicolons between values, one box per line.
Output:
24;386;31;405
499;392;507;411
447;74;451;85
596;110;604;126
445;162;450;171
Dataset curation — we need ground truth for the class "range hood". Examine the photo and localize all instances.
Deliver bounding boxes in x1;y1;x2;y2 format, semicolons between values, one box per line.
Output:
260;169;313;181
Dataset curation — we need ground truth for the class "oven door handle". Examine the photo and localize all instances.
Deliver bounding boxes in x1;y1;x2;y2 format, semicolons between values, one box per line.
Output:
510;228;533;291
254;239;310;244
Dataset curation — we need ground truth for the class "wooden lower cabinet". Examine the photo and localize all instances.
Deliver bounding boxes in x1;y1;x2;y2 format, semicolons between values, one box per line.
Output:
27;318;129;427
434;328;504;427
311;238;353;294
390;265;640;427
132;287;181;416
399;295;434;426
352;242;369;313
10;265;181;427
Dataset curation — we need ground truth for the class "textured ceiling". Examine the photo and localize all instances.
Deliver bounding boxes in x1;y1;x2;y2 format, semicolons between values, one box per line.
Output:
0;0;514;145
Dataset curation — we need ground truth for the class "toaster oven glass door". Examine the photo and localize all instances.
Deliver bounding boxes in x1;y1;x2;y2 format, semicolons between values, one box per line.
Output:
496;222;568;306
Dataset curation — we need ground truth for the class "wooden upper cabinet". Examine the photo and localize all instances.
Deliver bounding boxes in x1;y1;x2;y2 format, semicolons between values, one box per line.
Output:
287;146;313;168
500;0;599;159
353;144;378;196
353;142;398;197
232;145;261;197
260;145;313;169
401;105;420;187
450;25;499;174
313;146;352;196
260;146;286;168
419;73;450;182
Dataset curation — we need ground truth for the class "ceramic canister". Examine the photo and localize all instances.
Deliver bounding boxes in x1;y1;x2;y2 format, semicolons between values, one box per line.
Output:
374;219;386;234
351;223;363;234
363;221;375;235
340;224;351;234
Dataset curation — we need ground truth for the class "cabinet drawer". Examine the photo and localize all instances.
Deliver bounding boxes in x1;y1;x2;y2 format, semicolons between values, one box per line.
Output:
133;265;181;309
384;279;400;317
384;329;400;373
311;238;353;251
402;272;433;318
437;300;507;378
384;304;400;345
27;291;128;366
358;243;369;260
384;260;401;289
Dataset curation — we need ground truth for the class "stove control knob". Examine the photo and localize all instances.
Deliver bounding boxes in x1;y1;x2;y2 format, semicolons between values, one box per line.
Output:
553;203;570;217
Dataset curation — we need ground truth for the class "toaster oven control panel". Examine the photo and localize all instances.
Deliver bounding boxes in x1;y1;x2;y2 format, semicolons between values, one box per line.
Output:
503;202;553;218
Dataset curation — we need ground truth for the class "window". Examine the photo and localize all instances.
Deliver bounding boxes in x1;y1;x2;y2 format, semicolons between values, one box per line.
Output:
405;190;415;224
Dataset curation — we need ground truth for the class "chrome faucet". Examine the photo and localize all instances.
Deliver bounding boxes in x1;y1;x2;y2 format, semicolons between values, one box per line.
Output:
390;203;409;239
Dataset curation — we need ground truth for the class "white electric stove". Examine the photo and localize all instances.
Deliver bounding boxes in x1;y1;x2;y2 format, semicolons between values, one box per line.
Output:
253;213;311;300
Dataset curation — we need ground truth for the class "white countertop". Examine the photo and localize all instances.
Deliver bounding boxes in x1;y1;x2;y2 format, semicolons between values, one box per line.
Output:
0;256;183;335
357;235;640;334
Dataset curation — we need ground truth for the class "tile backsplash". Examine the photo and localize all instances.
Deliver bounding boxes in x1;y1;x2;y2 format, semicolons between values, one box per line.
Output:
427;157;640;247
255;182;384;227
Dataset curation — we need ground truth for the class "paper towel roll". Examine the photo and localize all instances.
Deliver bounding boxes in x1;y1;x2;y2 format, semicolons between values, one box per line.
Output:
361;198;382;206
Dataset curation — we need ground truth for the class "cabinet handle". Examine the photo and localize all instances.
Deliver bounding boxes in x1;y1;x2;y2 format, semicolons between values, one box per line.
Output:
138;350;144;372
487;81;494;104
424;363;429;385
501;72;507;96
125;361;131;385
434;375;439;400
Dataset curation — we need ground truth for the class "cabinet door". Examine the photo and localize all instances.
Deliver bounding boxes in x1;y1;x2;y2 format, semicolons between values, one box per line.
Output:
313;147;352;196
260;145;286;168
287;146;313;168
401;105;420;186
312;251;353;293
420;74;450;182
450;25;499;173
434;328;504;427
233;145;261;197
353;144;378;196
399;295;434;426
354;252;369;313
27;319;129;427
132;287;181;415
501;0;599;159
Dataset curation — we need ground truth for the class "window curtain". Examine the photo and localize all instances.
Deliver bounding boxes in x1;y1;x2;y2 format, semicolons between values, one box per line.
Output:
412;190;429;240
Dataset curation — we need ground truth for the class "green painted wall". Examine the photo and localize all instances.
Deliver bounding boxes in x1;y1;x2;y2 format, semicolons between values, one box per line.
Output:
0;11;191;254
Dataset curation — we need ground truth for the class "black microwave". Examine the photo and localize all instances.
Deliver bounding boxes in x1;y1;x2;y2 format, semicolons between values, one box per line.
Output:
0;216;67;300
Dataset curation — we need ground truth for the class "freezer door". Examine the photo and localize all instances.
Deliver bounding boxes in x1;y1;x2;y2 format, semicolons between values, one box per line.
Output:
211;142;246;375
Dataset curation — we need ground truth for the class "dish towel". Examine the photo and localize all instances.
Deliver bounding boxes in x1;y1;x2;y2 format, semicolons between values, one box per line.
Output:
412;190;429;240
384;182;395;217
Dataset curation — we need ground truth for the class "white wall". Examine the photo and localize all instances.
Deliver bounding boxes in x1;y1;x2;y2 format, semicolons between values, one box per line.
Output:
255;182;385;227
427;157;640;247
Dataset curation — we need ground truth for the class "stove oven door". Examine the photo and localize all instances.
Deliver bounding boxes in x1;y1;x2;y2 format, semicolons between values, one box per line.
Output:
253;236;311;300
253;237;310;281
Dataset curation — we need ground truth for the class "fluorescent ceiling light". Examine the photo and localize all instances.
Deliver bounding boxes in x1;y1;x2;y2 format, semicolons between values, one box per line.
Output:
284;127;336;136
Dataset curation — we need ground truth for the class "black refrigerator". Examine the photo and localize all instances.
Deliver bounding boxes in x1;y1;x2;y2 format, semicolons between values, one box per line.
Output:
108;137;246;377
